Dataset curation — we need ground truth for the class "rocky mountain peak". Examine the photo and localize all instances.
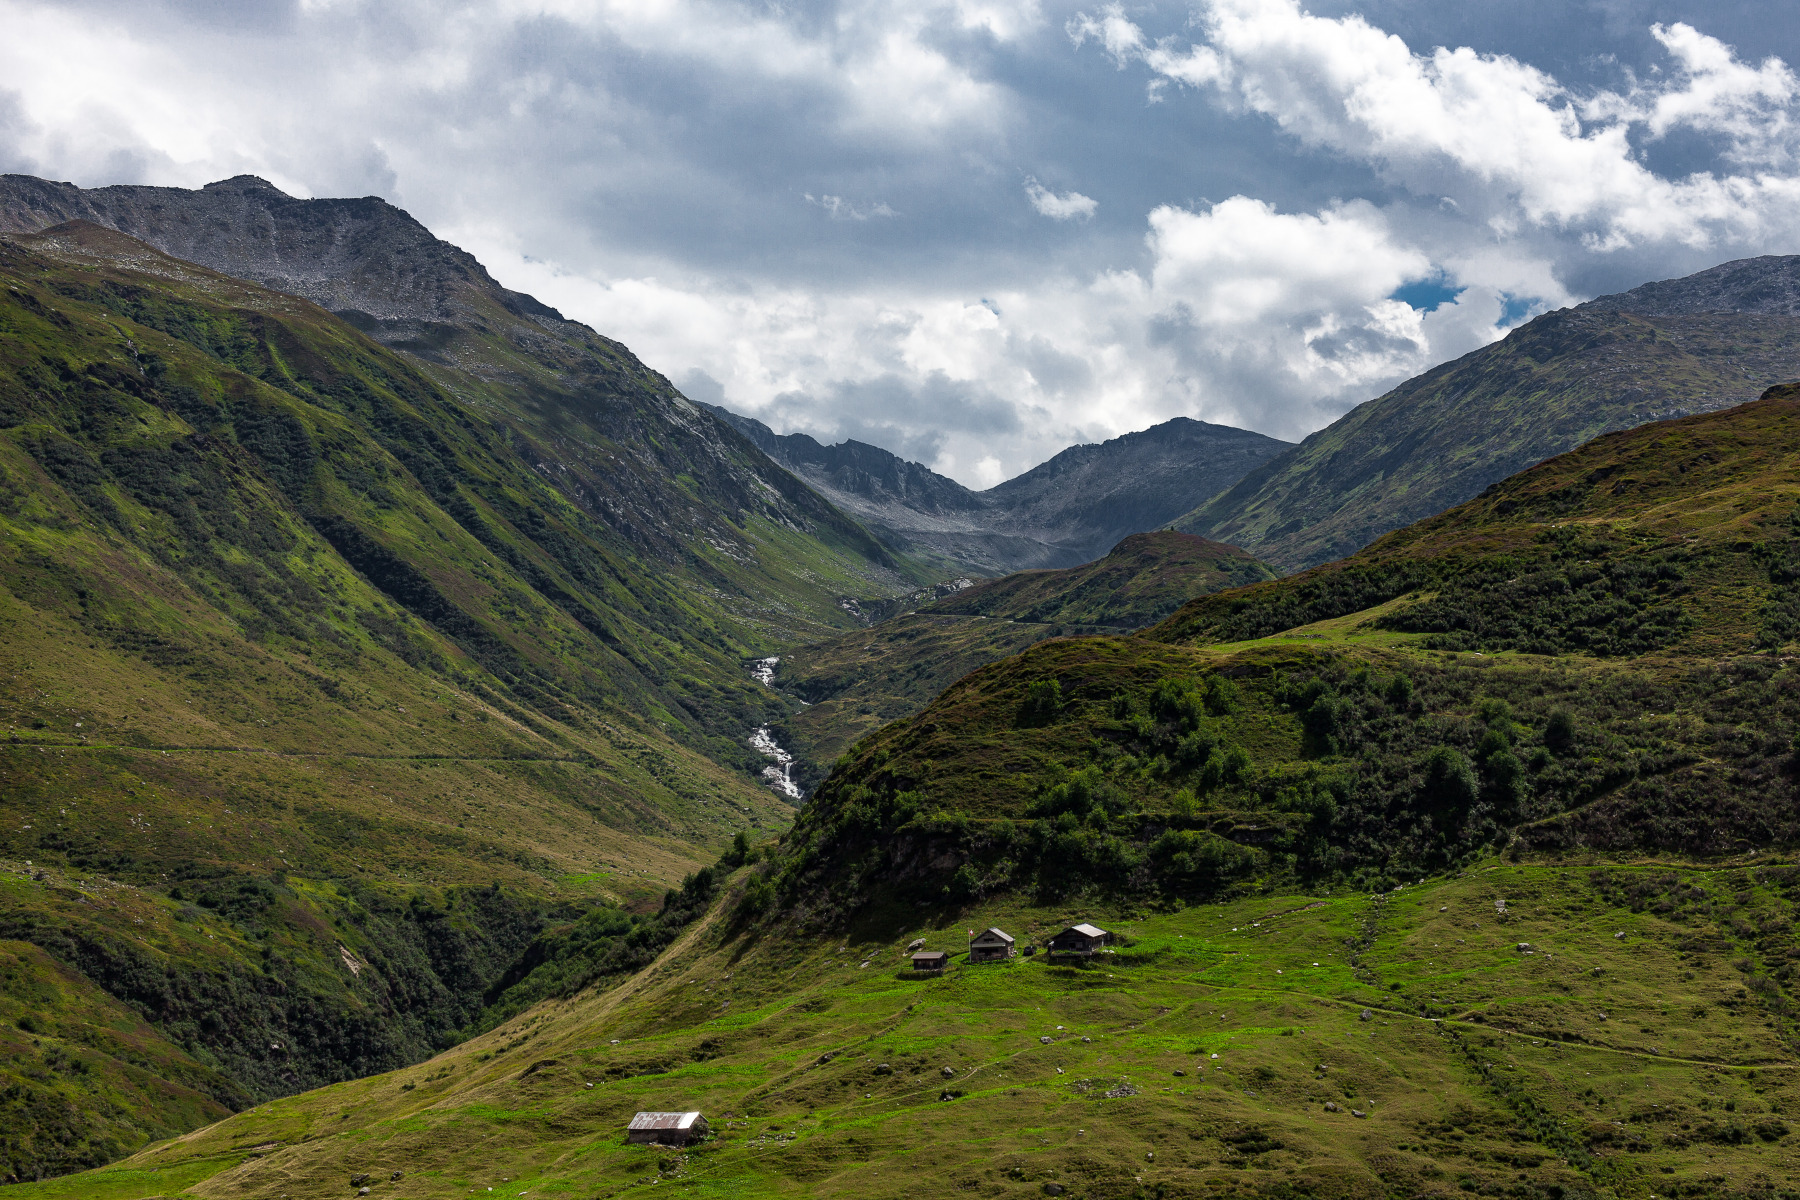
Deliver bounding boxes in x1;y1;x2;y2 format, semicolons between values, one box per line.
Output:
0;173;505;326
200;174;292;196
1583;253;1800;317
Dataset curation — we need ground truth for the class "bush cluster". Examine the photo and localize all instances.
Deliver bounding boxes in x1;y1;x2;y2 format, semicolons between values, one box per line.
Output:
1376;552;1696;656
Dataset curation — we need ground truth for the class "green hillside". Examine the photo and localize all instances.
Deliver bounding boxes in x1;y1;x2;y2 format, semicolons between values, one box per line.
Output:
11;386;1800;1195
20;859;1800;1200
782;385;1800;920
931;532;1276;629
0;221;918;1177
1180;300;1800;571
773;532;1275;771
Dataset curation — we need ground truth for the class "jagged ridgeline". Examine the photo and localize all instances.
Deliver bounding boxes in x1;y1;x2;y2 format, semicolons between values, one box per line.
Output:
0;219;909;1178
769;385;1800;922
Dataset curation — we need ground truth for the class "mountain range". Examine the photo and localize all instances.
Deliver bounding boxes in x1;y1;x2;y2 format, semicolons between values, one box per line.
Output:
710;406;1291;575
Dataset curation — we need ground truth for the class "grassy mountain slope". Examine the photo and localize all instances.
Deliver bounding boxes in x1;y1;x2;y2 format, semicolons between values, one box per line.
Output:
0;222;900;1176
18;394;1800;1197
23;857;1800;1200
0;936;241;1183
930;531;1276;628
0;176;924;657
1180;278;1800;571
770;532;1275;770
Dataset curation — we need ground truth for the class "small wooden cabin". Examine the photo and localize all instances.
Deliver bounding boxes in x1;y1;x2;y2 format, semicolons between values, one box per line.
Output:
627;1111;709;1145
911;950;949;972
1045;923;1111;956
969;927;1016;962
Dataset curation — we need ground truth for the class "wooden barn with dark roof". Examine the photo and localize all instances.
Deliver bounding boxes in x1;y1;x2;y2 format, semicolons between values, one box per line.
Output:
969;927;1016;962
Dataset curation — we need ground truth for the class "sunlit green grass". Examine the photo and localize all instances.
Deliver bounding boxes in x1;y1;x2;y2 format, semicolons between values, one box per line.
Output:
16;859;1800;1198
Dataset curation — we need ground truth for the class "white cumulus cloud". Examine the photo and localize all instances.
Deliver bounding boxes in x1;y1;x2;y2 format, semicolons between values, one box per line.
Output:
1024;176;1097;219
1076;0;1800;251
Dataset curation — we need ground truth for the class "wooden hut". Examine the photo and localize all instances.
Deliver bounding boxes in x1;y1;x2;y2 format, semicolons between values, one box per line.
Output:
626;1111;709;1145
911;950;949;972
968;927;1016;962
1045;923;1111;956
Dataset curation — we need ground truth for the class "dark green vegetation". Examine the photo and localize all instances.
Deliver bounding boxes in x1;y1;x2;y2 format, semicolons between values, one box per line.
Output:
773;532;1274;770
0;219;922;1177
0;938;239;1183
1182;260;1800;570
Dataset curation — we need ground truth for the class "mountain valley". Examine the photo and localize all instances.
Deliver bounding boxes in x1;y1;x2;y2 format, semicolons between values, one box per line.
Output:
0;213;903;1177
772;531;1275;772
3;171;1800;1200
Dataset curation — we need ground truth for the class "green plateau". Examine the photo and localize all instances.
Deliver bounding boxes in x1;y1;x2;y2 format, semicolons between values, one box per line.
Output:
21;859;1800;1200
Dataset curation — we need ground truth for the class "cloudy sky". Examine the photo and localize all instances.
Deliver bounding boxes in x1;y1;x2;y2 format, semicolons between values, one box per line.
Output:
6;1;1800;486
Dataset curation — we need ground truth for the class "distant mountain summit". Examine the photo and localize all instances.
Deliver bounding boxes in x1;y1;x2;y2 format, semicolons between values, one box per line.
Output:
712;406;1290;574
1179;253;1800;571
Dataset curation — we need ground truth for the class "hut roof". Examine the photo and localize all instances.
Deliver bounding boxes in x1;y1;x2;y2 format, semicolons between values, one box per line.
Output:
971;927;1015;944
629;1111;704;1131
1068;923;1107;938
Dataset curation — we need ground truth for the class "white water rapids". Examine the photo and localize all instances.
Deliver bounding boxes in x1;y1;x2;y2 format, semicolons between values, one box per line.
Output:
747;725;802;799
747;656;803;799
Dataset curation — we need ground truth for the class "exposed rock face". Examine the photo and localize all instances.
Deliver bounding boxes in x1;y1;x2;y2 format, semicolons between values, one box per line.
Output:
1582;254;1800;318
0;173;546;328
711;406;1290;574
